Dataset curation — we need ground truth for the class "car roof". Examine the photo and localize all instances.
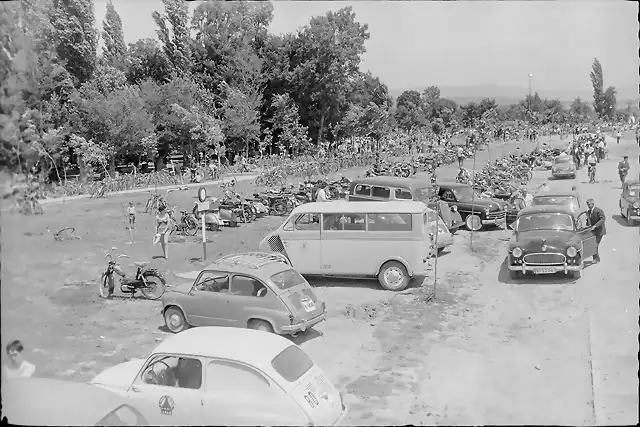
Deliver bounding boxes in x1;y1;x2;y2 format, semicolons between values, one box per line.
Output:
532;192;580;199
436;182;470;189
350;176;431;189
2;377;135;425
152;327;295;369
204;252;291;277
518;205;576;216
292;200;428;214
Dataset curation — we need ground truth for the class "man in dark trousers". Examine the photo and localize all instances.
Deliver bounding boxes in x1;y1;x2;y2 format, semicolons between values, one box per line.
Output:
586;198;606;264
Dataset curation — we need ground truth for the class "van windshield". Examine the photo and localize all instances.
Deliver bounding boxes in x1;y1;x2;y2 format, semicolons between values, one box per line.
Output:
270;269;306;291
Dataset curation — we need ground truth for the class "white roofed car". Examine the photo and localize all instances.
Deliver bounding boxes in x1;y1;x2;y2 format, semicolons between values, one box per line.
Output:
91;327;347;426
2;377;148;426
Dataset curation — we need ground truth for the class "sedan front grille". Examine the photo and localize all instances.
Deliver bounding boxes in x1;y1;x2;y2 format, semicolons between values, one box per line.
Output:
487;211;506;219
523;253;565;265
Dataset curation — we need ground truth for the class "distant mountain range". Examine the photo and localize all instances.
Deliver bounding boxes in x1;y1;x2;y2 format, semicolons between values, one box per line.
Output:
388;84;638;108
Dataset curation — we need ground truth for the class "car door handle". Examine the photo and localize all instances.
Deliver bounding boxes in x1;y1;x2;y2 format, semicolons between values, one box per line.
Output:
131;386;141;393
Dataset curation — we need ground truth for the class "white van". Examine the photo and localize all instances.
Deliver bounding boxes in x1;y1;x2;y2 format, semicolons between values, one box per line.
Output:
258;201;447;291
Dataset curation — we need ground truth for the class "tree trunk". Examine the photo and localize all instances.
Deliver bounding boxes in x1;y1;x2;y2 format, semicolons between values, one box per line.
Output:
317;111;326;147
78;157;87;182
109;157;116;178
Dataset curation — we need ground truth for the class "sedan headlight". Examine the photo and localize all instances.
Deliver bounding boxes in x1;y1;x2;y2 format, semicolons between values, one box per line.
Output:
512;247;523;258
633;202;640;209
567;246;578;257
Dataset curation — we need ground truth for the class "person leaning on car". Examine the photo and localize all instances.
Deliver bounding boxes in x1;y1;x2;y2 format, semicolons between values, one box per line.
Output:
586;198;606;264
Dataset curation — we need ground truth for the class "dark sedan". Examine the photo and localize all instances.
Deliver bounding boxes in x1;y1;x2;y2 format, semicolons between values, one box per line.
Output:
438;182;506;231
507;205;597;279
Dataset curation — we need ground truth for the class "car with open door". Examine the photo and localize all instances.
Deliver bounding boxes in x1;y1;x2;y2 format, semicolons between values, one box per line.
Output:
507;205;597;279
619;179;640;225
161;252;326;336
90;327;347;426
437;182;506;231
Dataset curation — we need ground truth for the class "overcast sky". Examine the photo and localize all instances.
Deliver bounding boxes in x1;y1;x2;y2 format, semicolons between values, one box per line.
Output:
93;1;638;94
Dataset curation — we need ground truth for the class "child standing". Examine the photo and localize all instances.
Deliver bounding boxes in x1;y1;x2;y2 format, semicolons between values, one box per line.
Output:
127;201;136;230
3;340;36;379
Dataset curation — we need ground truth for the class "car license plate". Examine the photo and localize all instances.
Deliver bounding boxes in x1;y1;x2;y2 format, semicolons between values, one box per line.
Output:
302;298;316;312
533;268;555;274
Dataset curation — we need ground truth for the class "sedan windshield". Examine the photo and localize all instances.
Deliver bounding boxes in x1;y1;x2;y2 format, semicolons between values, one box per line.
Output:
554;157;573;164
452;186;475;201
516;213;574;232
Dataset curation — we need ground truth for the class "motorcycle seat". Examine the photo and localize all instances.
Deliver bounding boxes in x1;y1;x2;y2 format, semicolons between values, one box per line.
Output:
134;261;149;268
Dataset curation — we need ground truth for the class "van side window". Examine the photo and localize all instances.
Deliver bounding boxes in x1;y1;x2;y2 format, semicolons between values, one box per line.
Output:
367;213;412;231
294;213;320;231
322;213;365;231
354;184;371;196
395;189;413;200
371;186;391;199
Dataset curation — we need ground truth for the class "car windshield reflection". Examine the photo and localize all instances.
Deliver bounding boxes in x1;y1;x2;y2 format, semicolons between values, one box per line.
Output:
516;213;574;232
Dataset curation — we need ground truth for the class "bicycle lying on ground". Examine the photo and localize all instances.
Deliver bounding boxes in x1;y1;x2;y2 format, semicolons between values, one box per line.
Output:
99;248;166;299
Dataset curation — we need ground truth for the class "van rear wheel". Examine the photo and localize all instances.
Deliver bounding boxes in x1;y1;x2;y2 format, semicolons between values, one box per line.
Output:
378;261;409;291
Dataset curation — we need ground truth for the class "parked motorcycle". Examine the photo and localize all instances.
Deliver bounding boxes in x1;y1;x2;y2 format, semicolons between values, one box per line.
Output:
192;198;227;230
99;248;166;299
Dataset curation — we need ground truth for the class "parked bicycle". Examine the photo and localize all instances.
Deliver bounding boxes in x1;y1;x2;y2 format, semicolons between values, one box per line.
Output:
99;248;166;299
144;191;167;214
168;206;199;236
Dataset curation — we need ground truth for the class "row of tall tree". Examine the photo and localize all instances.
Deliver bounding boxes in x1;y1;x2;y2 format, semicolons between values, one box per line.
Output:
0;1;630;181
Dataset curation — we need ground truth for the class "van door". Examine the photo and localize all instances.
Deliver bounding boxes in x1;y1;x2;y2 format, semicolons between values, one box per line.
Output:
279;213;322;274
320;212;369;274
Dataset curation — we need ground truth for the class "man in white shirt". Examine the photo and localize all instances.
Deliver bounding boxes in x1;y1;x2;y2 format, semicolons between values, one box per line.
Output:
316;183;329;202
3;340;35;379
457;146;464;167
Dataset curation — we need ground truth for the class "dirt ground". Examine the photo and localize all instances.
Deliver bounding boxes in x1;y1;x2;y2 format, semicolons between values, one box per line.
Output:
2;134;637;425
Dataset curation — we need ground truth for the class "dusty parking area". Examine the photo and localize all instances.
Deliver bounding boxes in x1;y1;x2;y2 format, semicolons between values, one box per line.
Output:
2;135;637;425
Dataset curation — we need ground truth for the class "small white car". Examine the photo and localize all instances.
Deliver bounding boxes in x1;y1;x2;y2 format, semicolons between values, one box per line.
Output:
2;377;148;426
91;327;347;426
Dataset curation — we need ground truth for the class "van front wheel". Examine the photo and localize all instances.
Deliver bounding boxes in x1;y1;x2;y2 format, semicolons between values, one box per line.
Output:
378;261;409;291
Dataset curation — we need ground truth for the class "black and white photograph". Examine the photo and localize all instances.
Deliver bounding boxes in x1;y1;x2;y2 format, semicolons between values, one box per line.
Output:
1;0;638;425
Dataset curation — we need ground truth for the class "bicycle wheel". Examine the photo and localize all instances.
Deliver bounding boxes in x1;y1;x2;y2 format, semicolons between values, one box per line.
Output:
184;215;199;236
99;273;115;298
140;273;166;300
54;227;75;241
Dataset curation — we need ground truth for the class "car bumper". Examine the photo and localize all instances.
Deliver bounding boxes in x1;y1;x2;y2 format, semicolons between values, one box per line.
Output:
508;263;582;274
552;171;575;177
483;216;506;226
280;310;327;333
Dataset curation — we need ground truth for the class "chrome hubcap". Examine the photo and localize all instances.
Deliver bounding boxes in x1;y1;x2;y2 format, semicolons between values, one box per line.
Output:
169;314;182;328
384;268;403;287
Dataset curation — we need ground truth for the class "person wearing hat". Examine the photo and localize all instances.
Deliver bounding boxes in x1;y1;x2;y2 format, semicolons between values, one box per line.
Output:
618;155;630;186
585;198;606;264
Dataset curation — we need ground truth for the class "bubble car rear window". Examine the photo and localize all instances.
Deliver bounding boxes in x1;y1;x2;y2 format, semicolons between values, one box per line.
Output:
271;345;314;382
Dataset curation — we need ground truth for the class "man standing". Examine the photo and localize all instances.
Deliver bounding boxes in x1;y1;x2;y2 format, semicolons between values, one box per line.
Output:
315;182;329;202
457;145;464;167
586;198;606;264
618;155;630;186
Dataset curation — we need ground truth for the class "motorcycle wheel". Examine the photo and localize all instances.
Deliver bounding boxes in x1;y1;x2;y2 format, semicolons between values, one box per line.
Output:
402;168;411;178
140;273;166;300
99;273;115;298
185;215;199;236
243;206;256;222
271;201;288;216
